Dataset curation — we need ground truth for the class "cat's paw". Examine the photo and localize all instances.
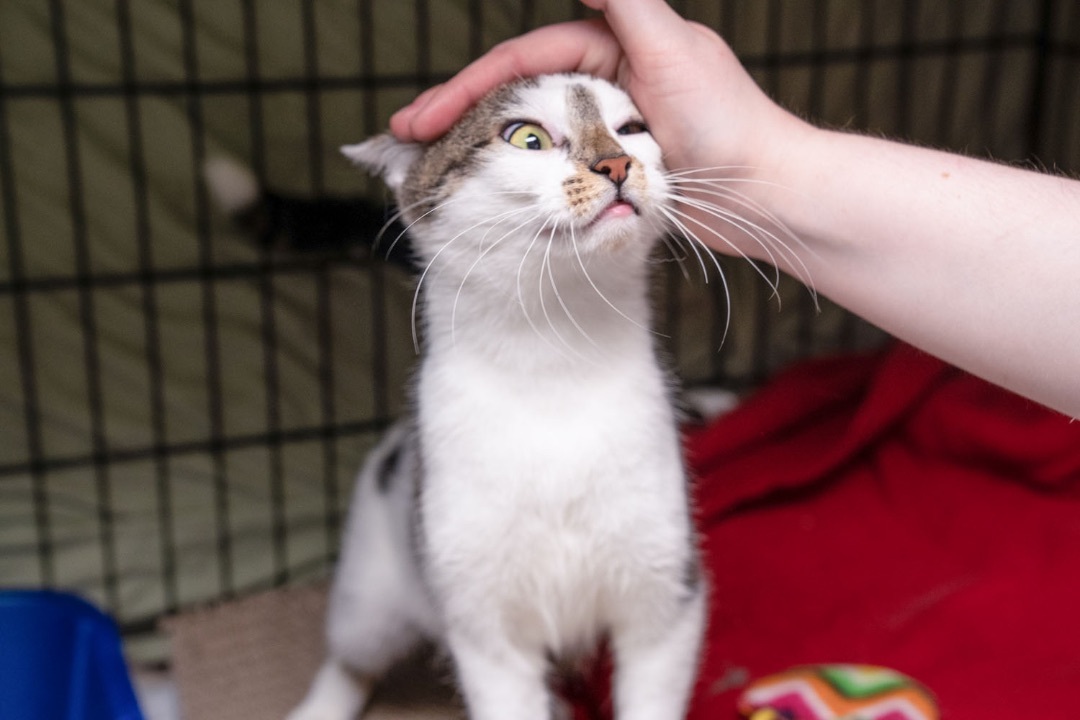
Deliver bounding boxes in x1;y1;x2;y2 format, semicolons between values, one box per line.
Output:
285;662;370;720
284;699;357;720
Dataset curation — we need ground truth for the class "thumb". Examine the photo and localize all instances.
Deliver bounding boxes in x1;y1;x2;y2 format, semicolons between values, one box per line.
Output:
581;0;691;59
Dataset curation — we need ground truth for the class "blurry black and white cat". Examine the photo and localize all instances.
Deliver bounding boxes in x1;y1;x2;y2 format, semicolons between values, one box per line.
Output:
203;155;417;269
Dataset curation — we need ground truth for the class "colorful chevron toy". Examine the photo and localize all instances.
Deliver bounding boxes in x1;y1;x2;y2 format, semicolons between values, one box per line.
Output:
737;664;938;720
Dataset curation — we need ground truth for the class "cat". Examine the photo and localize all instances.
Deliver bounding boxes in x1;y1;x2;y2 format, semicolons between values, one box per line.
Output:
287;73;731;720
203;156;417;270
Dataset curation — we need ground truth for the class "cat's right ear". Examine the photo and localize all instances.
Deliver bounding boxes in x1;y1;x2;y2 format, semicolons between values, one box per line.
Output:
341;134;422;192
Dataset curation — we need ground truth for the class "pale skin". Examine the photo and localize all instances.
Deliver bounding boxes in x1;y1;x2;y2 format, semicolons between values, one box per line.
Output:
390;0;1080;419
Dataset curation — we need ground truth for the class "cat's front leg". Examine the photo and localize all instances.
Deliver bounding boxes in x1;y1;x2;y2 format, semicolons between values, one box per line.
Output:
610;585;707;720
285;660;372;720
446;628;554;720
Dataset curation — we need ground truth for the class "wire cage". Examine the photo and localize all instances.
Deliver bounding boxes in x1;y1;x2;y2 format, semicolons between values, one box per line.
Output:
1;0;1077;662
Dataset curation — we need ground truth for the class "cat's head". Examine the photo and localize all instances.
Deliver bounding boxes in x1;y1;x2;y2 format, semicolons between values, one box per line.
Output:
342;74;671;262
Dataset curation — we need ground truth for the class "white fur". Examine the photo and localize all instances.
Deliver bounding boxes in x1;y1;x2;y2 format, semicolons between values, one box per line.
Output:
290;75;705;720
202;156;260;215
341;135;422;192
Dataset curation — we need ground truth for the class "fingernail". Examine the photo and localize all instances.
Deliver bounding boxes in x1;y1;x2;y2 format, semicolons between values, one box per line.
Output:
390;84;444;140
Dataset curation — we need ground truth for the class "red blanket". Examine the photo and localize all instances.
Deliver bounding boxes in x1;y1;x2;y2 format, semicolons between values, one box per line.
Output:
685;343;1080;718
569;343;1080;718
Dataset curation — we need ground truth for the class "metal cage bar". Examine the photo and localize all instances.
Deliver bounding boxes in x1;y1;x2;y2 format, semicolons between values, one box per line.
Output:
0;0;1075;654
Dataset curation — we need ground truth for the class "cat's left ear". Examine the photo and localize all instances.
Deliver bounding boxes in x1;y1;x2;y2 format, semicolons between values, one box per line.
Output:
341;134;422;192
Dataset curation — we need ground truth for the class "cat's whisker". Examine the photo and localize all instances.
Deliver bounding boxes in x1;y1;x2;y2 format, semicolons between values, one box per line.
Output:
382;191;541;262
666;176;793;193
470;203;540;258
538;221;591;362
664;171;812;210
643;214;694;281
673;193;818;311
372;207;406;254
671;194;785;294
667;176;819;303
672;181;794;236
662;204;781;305
474;199;543;256
664;165;761;178
549;228;601;352
658;207;733;348
658;234;693;282
569;223;668;340
515;215;575;360
412;205;537;352
452;209;544;346
672;183;817;299
664;189;783;278
665;168;813;217
656;209;717;287
386;194;470;266
665;174;796;195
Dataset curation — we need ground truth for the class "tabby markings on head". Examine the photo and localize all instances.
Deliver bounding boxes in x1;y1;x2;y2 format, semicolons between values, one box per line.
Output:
561;83;640;219
397;81;537;217
397;78;647;225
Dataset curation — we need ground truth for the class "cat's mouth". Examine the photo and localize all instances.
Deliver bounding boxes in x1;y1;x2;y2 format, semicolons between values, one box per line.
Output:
589;199;638;227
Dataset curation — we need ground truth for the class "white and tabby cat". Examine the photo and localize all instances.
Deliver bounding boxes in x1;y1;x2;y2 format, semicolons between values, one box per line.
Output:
289;73;720;720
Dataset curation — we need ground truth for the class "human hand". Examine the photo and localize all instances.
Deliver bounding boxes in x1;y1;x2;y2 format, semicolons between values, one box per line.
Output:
389;0;806;177
389;0;812;263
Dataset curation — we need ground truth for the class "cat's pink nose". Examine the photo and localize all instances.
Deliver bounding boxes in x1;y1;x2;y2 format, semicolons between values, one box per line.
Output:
591;155;632;186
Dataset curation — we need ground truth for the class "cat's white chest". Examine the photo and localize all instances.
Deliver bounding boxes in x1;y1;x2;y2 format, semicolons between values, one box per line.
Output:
416;348;690;653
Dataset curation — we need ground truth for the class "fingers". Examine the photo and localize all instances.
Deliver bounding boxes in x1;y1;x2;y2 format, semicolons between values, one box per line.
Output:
586;0;691;59
390;19;619;143
388;0;693;143
391;83;444;135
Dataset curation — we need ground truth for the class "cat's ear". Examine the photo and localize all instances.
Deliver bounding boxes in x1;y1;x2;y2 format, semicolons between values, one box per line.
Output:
341;134;422;192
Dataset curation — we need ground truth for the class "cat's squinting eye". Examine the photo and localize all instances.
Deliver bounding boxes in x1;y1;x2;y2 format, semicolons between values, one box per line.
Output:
502;122;554;151
617;120;649;136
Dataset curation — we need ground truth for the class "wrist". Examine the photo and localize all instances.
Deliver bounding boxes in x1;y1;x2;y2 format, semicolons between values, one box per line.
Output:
713;110;823;273
753;112;825;227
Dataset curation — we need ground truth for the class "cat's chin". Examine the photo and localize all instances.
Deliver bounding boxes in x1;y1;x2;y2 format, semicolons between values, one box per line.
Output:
577;211;651;254
577;199;639;240
583;198;639;228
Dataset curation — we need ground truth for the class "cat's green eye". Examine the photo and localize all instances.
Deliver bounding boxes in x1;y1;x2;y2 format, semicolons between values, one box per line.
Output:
617;120;649;136
502;122;553;151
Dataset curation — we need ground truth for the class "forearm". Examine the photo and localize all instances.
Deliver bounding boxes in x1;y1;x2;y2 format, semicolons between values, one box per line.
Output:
384;0;1080;416
770;125;1080;417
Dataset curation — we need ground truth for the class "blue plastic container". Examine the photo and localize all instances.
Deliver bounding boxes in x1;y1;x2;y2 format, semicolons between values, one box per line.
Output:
0;590;145;720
